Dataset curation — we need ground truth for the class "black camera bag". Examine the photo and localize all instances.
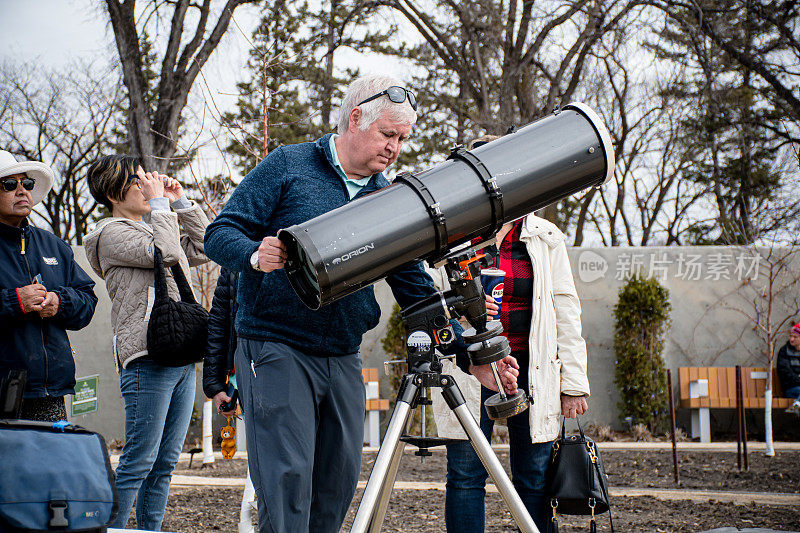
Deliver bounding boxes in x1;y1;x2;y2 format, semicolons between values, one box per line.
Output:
0;369;26;418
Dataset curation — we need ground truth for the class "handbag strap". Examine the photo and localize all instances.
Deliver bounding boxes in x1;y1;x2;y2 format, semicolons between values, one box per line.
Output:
560;414;587;440
152;246;170;304
152;246;197;305
590;444;614;533
169;262;198;304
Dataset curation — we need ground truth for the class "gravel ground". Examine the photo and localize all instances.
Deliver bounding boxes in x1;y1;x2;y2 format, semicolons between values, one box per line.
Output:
157;488;800;532
173;449;800;493
141;448;800;531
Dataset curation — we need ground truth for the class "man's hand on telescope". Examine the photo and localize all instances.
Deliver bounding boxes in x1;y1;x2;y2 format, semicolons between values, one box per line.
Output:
469;355;519;395
257;236;287;272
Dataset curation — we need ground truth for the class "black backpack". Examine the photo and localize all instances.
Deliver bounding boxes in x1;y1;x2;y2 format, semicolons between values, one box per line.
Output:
146;246;208;366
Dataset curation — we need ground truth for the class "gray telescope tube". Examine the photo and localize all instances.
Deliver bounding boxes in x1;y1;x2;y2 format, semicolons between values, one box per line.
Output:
279;102;614;309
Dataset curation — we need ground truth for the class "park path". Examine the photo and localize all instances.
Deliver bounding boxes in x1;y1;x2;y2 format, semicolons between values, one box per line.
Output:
108;440;800;467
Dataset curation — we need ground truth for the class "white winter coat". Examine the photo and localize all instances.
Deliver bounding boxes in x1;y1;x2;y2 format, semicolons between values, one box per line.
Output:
432;215;590;443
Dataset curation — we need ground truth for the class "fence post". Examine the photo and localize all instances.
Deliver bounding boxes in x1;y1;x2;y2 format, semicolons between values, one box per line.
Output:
667;369;679;485
736;365;749;471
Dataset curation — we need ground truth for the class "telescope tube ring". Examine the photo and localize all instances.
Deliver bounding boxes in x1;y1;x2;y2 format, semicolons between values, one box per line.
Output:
394;172;449;258
447;146;504;240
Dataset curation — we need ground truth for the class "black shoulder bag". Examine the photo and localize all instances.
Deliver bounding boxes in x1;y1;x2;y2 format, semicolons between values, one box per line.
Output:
146;246;208;366
546;417;613;533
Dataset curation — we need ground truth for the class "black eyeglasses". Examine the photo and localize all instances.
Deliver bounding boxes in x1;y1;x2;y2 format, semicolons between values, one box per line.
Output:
0;176;35;192
356;86;417;111
126;175;141;188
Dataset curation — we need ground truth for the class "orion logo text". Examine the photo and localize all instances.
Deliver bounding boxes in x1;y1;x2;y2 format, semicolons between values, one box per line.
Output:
332;243;375;265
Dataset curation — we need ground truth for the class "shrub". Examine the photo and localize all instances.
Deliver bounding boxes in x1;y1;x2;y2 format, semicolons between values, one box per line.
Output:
587;423;617;442
613;272;671;432
631;423;653;442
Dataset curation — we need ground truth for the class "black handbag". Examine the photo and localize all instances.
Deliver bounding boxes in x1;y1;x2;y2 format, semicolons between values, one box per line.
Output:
0;369;25;418
546;417;613;533
0;419;118;532
146;246;208;366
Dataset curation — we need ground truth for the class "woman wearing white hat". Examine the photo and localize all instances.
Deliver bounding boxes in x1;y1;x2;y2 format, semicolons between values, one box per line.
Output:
0;150;98;421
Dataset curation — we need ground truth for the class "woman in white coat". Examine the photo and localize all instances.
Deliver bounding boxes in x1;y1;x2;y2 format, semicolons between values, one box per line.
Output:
432;178;590;532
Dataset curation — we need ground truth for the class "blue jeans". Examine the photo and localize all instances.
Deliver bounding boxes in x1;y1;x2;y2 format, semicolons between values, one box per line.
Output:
786;385;800;400
235;339;365;533
445;386;552;533
111;359;196;530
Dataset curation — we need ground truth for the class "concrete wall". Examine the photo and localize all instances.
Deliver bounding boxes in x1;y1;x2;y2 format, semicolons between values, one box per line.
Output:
361;246;799;435
66;247;205;443
565;246;790;432
67;245;798;441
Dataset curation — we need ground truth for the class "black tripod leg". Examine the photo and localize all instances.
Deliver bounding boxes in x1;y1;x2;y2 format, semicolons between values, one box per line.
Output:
351;375;419;533
441;380;539;533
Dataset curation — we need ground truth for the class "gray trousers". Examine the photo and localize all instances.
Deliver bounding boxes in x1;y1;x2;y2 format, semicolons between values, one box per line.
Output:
235;338;366;533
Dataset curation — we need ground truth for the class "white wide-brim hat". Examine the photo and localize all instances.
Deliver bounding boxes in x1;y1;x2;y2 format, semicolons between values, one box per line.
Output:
0;150;54;205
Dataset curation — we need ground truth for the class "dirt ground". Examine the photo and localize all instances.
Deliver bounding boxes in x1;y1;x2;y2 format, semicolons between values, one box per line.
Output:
150;449;800;532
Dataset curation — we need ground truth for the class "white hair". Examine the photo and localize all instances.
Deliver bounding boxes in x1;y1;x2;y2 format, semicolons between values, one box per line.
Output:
336;75;418;134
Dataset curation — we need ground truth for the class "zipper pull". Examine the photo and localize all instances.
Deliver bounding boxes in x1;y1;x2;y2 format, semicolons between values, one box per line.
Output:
250;360;257;378
20;234;25;255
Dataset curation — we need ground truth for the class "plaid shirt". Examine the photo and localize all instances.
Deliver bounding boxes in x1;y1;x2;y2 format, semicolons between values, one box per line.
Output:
482;220;534;354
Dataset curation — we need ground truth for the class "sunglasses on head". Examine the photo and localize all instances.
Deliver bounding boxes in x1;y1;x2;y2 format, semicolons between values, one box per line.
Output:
357;86;417;111
0;176;35;192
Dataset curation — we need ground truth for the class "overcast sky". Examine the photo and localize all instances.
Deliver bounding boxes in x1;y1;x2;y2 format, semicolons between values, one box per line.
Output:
0;0;112;66
0;0;415;180
0;0;412;87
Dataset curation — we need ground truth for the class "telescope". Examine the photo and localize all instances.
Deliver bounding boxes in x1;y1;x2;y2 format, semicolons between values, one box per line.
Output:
279;102;614;310
278;102;614;533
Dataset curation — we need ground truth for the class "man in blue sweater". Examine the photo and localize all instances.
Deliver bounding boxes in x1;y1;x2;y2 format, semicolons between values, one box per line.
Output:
204;75;518;532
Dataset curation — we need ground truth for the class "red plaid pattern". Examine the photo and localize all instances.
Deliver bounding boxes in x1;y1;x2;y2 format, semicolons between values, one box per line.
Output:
480;220;533;353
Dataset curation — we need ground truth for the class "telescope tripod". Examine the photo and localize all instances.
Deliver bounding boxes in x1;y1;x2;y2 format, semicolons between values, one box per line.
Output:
350;246;539;533
350;369;539;533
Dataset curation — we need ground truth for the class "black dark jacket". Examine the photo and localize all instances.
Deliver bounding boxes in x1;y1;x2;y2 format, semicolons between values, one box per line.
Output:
203;268;238;398
0;220;97;398
776;342;800;393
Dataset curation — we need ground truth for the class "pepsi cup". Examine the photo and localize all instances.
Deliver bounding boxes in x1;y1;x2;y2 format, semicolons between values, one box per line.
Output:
480;268;505;309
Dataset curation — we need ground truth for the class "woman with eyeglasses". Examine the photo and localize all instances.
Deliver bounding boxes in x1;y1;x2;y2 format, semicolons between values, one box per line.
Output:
84;155;209;530
0;150;98;421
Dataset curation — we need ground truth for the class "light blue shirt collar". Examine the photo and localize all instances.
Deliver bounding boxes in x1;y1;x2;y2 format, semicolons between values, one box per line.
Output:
329;134;371;199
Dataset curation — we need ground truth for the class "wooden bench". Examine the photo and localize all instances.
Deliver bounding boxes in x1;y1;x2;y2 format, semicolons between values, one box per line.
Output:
363;368;389;447
678;366;792;442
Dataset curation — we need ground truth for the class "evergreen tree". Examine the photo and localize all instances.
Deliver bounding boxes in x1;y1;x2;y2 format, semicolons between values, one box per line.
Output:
613;273;671;432
222;0;393;177
647;1;794;243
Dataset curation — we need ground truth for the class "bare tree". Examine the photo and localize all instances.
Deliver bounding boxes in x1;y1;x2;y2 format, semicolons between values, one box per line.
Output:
381;0;640;130
373;0;643;225
722;239;800;456
0;61;124;244
104;0;260;172
649;0;800;123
